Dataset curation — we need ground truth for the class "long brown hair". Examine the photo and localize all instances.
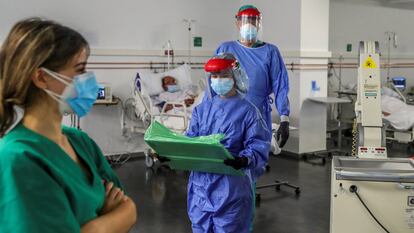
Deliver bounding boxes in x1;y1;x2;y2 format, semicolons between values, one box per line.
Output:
0;18;89;136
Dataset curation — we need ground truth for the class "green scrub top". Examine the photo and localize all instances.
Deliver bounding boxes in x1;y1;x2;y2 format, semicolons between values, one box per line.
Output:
0;123;123;233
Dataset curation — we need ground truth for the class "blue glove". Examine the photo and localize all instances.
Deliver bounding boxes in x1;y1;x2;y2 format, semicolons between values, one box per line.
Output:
224;156;249;170
277;121;289;148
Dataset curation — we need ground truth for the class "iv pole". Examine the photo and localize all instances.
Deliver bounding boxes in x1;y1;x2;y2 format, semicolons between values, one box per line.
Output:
163;40;173;70
385;31;397;82
183;19;196;65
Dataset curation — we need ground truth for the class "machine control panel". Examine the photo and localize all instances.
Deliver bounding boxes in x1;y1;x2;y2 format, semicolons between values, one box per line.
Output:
358;147;387;159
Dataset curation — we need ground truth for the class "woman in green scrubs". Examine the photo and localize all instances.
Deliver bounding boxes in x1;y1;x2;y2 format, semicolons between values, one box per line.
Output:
0;18;137;233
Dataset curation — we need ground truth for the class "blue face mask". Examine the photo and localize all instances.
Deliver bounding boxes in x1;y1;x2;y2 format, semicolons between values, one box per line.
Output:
42;68;99;117
210;78;234;96
240;24;258;41
167;84;179;93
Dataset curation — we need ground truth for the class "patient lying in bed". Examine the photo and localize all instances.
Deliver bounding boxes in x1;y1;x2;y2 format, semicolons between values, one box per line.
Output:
382;87;414;131
152;76;197;113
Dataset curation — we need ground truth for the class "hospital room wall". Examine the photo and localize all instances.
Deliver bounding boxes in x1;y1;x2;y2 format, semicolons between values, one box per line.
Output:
0;0;235;51
329;1;414;121
0;0;305;155
329;1;414;90
0;0;302;52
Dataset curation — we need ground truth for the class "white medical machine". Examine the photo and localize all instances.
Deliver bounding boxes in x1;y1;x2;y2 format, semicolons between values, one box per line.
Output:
354;41;387;159
330;157;414;233
330;41;414;233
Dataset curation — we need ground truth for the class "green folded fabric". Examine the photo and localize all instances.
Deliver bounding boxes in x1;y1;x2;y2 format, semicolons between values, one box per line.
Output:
144;121;244;176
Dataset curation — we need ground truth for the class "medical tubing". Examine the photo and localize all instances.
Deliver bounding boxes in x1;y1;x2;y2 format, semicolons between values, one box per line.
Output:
349;185;391;233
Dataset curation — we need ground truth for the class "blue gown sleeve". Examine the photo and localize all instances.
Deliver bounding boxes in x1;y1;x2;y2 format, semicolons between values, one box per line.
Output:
186;106;200;137
238;110;271;170
270;47;290;117
0;154;80;233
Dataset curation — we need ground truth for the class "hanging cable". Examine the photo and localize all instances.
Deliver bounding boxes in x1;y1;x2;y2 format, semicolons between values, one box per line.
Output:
351;118;358;157
349;185;391;233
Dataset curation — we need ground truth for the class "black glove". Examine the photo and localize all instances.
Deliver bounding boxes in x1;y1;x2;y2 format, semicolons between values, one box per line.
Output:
224;156;249;170
276;121;289;148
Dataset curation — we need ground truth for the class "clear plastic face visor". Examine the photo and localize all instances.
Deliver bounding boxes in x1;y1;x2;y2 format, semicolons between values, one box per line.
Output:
205;68;234;98
236;15;262;43
209;69;233;79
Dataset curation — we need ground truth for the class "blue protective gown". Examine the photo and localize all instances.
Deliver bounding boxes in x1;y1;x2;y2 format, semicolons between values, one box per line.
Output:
215;41;290;141
186;94;270;233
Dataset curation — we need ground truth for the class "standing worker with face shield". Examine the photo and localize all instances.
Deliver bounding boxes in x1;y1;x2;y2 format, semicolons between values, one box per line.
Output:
0;18;136;233
215;5;290;162
186;53;270;233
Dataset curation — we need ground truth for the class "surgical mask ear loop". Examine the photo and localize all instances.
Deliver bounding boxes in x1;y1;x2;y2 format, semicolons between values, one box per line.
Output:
40;68;74;114
41;68;72;86
43;89;62;102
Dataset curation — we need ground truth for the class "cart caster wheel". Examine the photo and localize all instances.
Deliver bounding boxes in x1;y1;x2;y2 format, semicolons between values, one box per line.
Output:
322;158;326;164
265;165;271;172
295;188;301;195
275;185;281;191
145;154;154;168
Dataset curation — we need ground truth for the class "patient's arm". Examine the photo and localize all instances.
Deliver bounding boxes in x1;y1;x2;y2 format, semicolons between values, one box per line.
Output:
184;98;195;106
164;104;175;112
163;98;194;112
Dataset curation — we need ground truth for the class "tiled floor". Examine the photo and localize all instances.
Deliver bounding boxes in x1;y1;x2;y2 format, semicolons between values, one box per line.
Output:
113;139;413;233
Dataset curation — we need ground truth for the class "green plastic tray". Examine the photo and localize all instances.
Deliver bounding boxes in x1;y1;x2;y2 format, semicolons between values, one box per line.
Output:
144;121;244;176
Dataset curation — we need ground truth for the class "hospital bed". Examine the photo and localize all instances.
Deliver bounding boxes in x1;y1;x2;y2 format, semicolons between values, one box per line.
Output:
130;64;204;167
385;122;414;153
382;81;414;152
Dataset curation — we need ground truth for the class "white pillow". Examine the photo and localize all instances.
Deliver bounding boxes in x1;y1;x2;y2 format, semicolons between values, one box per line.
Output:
139;64;192;96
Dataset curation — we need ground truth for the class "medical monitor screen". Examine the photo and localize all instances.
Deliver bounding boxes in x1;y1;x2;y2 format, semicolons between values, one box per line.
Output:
392;78;406;91
97;87;105;99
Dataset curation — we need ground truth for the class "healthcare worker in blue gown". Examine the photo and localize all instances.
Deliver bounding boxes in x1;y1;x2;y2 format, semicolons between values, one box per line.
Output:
186;53;270;233
215;5;290;163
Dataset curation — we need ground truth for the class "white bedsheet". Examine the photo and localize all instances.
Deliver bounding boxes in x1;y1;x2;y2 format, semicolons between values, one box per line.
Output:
382;95;414;131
